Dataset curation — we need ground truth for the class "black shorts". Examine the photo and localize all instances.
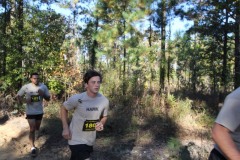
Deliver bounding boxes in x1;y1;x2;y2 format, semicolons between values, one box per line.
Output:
69;144;93;160
208;148;227;160
26;114;43;120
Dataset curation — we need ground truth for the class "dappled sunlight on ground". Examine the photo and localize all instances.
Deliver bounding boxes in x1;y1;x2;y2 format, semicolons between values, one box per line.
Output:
0;113;213;160
0;115;70;160
0;116;29;159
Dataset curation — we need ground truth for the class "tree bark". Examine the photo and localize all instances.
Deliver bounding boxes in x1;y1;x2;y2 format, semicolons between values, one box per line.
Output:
234;0;240;89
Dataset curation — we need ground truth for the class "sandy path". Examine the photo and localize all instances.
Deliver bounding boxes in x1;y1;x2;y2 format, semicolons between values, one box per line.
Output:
0;116;70;160
0;115;214;160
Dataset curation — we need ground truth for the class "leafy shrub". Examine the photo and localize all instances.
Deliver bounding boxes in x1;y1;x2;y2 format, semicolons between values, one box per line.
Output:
48;79;64;95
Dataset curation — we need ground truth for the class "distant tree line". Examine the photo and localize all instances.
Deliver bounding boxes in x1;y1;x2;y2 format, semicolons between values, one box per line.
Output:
0;0;239;100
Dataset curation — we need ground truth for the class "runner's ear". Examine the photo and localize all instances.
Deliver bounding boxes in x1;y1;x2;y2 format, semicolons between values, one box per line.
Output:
84;83;88;89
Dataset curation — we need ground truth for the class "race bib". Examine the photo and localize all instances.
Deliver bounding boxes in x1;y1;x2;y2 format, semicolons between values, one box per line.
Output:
82;120;98;131
31;95;40;102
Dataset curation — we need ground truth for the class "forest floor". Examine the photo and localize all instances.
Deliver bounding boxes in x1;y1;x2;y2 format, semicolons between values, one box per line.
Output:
0;110;214;160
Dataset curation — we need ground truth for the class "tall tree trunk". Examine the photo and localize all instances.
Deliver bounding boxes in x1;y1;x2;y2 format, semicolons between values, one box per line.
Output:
234;0;240;89
2;0;8;76
159;2;166;94
222;1;229;92
191;37;197;93
17;0;23;88
122;18;127;96
91;18;98;69
148;18;153;90
167;18;172;95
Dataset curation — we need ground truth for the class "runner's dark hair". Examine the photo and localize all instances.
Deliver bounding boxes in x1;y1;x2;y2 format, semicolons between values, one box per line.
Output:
30;72;39;78
83;70;102;84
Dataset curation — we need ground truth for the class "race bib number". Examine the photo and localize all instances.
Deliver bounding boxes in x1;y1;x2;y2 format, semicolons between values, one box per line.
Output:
31;95;40;102
82;120;98;131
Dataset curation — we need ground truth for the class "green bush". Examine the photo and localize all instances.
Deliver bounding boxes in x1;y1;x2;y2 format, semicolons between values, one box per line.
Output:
48;79;64;95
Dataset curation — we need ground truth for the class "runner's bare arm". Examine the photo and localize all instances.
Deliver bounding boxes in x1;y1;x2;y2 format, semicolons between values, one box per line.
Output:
60;106;71;139
100;116;107;126
16;94;30;104
38;89;50;101
16;95;23;105
212;123;240;160
95;116;107;131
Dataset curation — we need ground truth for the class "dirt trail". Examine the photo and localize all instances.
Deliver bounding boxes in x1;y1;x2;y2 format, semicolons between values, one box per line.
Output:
0;115;159;160
0;115;214;160
0;115;70;160
0;116;30;159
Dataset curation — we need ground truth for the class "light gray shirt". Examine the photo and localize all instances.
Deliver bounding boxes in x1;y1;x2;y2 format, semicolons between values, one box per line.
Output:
215;87;240;154
63;92;109;146
17;83;50;115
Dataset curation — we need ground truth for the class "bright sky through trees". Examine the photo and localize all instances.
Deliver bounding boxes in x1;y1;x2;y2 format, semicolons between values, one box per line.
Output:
0;2;193;38
49;4;193;38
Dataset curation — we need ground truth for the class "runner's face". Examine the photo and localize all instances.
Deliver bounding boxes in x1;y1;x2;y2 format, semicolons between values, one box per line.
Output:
86;76;101;97
31;75;39;85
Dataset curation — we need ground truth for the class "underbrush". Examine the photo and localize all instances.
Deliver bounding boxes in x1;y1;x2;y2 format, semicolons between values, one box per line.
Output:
166;94;214;129
104;92;214;159
43;92;214;138
44;101;61;118
0;93;17;115
0;91;215;159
